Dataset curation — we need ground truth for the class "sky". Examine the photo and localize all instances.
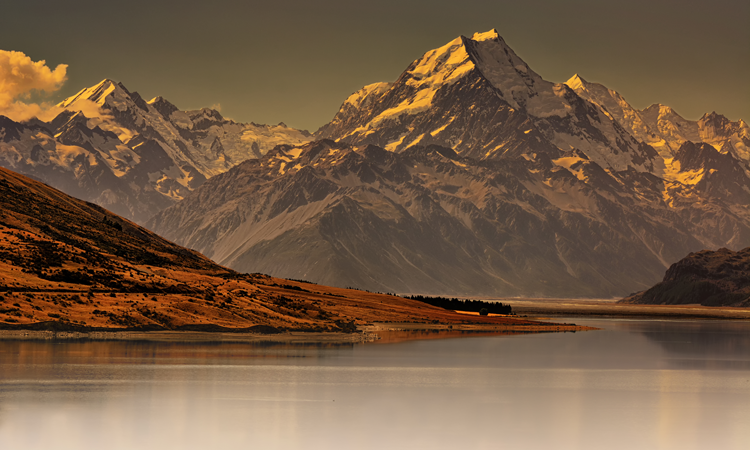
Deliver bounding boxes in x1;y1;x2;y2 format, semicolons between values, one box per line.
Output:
1;0;748;132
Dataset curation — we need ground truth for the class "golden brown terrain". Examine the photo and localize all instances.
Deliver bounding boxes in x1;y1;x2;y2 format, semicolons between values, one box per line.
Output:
0;167;590;337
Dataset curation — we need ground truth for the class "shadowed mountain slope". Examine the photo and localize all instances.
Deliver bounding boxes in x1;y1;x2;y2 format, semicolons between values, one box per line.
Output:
621;247;750;307
147;139;750;297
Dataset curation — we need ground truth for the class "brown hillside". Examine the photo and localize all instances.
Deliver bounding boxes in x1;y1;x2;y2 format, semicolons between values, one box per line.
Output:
0;166;568;333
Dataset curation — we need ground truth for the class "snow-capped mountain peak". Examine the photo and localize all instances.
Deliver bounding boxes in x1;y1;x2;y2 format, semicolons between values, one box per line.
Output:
58;78;134;110
318;29;566;148
403;29;550;114
564;73;668;154
569;81;749;170
1;78;312;224
565;74;587;90
147;95;180;119
319;29;657;171
471;28;502;42
467;32;560;116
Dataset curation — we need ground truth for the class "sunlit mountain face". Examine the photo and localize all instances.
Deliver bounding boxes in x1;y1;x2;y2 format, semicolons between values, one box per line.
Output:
0;79;311;224
145;30;750;298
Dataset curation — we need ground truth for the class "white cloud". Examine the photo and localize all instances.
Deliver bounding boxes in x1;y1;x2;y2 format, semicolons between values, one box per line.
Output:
0;50;68;121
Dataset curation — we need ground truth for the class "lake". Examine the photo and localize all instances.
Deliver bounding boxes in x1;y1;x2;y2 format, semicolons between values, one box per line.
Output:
1;319;749;449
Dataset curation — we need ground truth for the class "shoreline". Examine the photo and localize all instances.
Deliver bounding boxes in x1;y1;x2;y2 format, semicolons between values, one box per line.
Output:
0;329;378;344
0;319;595;344
507;298;750;321
4;299;744;344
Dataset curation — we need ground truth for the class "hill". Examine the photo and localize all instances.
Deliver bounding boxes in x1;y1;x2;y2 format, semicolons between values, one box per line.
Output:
620;247;750;307
0;166;557;333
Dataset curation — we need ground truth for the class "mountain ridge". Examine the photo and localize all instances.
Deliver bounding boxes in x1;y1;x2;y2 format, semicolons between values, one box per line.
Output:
316;29;662;176
567;75;750;167
0;79;312;223
149;29;750;298
147;136;750;297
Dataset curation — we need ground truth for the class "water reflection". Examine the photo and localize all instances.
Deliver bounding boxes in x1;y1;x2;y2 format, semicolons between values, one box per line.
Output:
636;320;750;370
0;339;354;366
566;319;750;371
371;328;563;344
0;320;749;450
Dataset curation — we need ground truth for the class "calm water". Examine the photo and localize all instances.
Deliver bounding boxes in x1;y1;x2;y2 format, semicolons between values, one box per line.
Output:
1;319;749;450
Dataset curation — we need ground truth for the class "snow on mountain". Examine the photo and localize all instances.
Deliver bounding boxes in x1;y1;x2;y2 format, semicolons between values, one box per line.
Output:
148;139;750;297
5;29;746;298
0;79;311;223
566;74;669;153
59;79;311;177
316;82;392;139
0;113;171;220
568;75;750;164
317;29;658;174
146;29;750;298
695;112;750;162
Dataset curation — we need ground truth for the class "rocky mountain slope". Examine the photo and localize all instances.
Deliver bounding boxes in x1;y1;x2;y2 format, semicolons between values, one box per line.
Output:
148;30;750;298
621;247;750;307
317;30;659;171
0;166;552;331
0;80;311;223
147;138;750;297
566;74;750;161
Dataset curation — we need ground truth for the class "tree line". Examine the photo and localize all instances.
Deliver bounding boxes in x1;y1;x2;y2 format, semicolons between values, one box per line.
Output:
405;295;512;315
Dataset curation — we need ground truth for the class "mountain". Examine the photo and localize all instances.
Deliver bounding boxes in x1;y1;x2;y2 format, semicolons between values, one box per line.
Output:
147;138;750;298
0;80;311;223
567;74;750;162
316;30;659;172
621;247;750;307
0;165;551;331
148;30;750;298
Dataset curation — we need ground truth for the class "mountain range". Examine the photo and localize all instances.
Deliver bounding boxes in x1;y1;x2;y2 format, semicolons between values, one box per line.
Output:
0;80;311;223
148;30;750;297
3;29;749;298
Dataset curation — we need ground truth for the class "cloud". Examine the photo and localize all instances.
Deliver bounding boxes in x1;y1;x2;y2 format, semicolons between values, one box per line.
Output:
0;50;68;121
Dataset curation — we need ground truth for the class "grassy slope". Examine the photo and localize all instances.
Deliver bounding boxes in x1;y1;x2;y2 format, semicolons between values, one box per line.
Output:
0;167;554;332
